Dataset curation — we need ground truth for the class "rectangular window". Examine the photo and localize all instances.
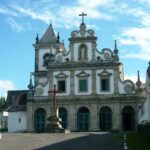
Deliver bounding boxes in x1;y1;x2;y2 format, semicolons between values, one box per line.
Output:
101;78;110;91
58;80;66;92
79;79;88;92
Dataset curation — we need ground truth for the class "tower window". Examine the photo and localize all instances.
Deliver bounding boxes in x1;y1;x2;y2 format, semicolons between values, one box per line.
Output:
79;79;88;92
101;78;110;91
58;80;66;92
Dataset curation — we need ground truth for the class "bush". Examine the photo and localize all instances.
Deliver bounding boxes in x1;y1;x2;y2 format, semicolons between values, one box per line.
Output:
0;127;8;132
138;123;150;137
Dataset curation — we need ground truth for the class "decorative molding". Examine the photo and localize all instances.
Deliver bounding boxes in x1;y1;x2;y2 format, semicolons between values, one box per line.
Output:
124;84;134;94
98;69;112;77
76;71;90;77
55;72;69;78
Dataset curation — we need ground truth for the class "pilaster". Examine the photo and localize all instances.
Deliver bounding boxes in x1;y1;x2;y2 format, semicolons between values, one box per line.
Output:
90;104;99;131
68;105;77;130
70;70;75;96
27;102;34;132
114;67;119;94
112;103;122;130
92;69;96;95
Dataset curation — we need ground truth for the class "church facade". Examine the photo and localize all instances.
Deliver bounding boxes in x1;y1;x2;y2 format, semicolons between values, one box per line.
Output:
7;15;144;132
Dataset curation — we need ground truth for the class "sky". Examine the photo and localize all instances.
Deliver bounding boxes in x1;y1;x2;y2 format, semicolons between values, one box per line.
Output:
0;0;150;97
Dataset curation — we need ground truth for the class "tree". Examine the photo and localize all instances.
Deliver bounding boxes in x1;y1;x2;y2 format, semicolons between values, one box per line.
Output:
0;97;7;110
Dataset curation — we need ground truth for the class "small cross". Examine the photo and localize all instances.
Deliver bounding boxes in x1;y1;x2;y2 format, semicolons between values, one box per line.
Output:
79;12;87;23
48;85;60;109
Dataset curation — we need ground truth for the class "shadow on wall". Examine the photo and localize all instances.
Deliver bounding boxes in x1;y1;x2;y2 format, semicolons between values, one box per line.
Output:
33;132;122;150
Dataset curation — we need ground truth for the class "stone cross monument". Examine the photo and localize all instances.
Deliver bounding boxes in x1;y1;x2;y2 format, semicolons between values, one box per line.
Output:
47;85;67;133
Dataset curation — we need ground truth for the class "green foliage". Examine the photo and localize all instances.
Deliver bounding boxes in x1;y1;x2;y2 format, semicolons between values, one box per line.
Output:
0;127;8;132
0;96;7;110
127;131;150;150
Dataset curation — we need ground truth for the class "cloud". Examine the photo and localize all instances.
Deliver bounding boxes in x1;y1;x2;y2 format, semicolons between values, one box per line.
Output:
4;0;113;30
0;80;16;97
0;6;18;16
78;0;113;8
124;75;145;83
118;26;150;60
112;3;150;60
10;4;55;24
6;18;23;32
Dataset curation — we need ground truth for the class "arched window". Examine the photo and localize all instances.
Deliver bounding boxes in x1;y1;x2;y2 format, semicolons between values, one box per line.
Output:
59;107;68;129
18;94;27;105
100;106;112;131
77;107;89;131
78;45;87;60
34;108;46;132
122;106;135;131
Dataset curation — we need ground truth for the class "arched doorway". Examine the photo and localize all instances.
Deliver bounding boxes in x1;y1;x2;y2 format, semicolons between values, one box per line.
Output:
77;107;89;131
59;107;67;129
34;108;46;132
100;106;112;131
122;106;135;131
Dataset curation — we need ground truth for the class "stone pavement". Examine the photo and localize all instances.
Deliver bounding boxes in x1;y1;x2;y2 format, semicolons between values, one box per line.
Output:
0;132;123;150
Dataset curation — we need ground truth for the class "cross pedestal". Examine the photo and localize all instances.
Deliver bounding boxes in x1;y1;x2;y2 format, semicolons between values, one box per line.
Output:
47;108;64;133
46;85;69;133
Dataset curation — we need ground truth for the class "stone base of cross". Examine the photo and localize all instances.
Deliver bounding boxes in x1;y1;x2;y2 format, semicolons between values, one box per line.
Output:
47;108;70;133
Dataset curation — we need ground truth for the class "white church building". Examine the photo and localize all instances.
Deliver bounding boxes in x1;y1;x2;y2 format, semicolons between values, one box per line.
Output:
138;62;150;125
6;13;144;133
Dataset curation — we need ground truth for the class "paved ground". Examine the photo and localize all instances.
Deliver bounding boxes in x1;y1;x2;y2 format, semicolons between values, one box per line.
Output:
0;132;123;150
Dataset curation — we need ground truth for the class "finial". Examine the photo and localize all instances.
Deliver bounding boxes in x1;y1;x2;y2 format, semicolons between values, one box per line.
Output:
50;20;52;27
62;40;64;45
36;34;39;44
57;32;60;43
28;73;34;90
136;70;142;87
138;70;140;81
114;40;118;54
79;12;87;23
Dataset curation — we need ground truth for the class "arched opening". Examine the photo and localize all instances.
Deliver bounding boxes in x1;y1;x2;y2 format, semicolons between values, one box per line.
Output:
77;107;89;131
122;106;135;131
100;106;112;131
34;108;46;132
18;94;27;105
59;107;68;129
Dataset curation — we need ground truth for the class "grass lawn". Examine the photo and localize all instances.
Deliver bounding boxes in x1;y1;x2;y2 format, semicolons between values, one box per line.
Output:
127;131;150;150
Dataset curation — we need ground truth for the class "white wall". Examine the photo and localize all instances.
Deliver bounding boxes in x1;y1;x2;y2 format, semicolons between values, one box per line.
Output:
8;111;27;133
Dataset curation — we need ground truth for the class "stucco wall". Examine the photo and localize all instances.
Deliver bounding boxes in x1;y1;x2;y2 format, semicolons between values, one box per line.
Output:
8;111;27;132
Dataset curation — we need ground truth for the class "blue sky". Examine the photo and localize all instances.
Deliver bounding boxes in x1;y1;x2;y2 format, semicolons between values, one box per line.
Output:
0;0;150;96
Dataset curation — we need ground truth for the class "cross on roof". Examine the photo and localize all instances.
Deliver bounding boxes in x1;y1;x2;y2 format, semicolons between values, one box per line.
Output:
79;12;87;23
